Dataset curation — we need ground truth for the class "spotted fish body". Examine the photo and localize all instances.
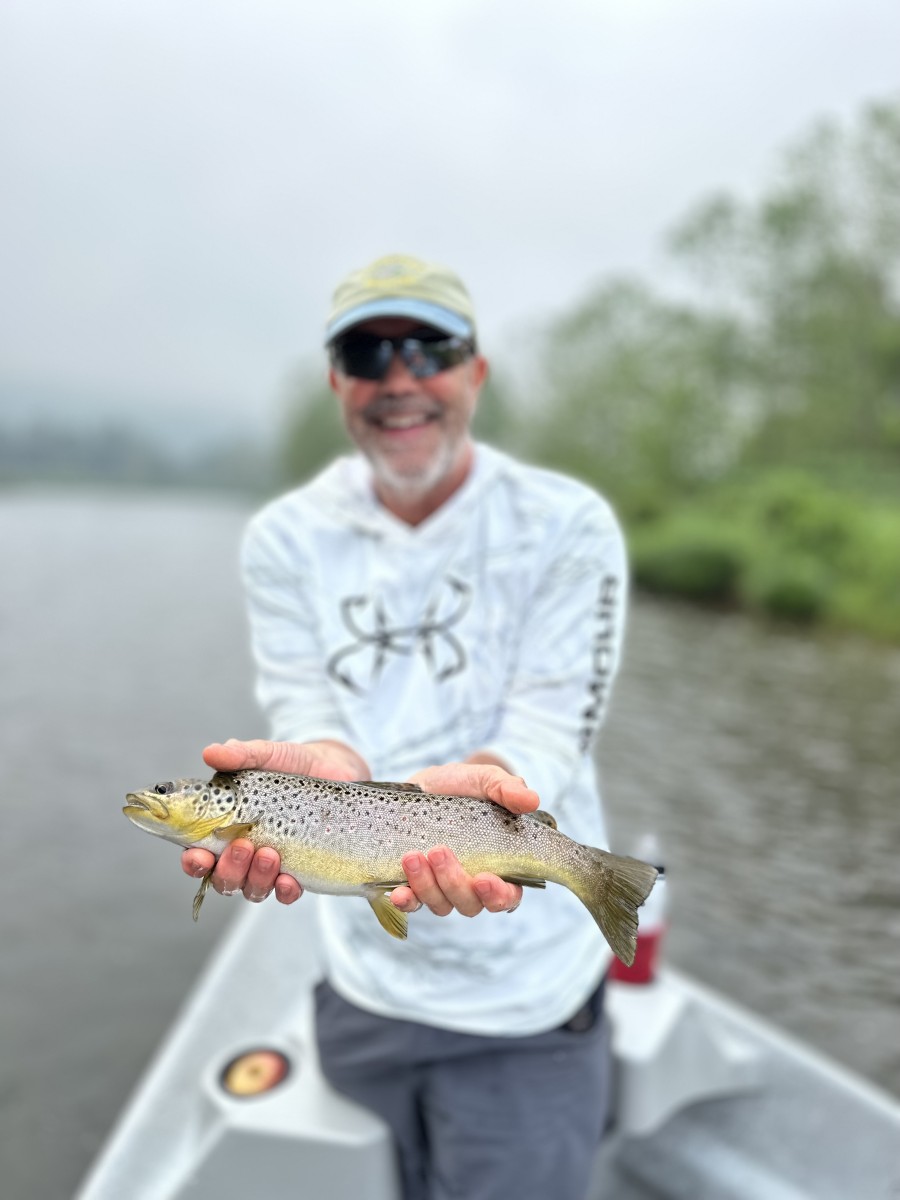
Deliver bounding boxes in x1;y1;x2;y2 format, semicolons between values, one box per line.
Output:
124;769;659;965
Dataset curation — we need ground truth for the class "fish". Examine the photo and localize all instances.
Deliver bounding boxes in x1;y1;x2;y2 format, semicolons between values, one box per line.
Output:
123;769;659;965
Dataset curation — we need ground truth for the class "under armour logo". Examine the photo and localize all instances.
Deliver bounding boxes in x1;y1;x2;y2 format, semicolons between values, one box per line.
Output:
327;576;472;695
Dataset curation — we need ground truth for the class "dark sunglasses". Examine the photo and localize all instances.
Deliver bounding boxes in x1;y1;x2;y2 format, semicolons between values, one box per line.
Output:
329;331;475;381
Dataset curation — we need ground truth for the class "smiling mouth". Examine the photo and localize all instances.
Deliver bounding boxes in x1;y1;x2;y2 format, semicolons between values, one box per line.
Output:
365;407;440;431
382;416;429;429
374;418;433;433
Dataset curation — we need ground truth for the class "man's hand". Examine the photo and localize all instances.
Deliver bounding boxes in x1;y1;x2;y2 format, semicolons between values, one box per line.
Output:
180;738;370;906
200;737;368;779
406;760;539;814
390;758;540;919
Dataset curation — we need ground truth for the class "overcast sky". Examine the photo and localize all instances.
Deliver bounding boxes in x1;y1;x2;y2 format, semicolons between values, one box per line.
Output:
1;0;898;437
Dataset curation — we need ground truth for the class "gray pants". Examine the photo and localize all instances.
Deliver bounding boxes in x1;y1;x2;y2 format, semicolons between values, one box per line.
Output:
314;979;612;1200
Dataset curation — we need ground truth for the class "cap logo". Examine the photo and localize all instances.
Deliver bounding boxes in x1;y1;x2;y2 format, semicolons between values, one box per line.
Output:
361;255;426;291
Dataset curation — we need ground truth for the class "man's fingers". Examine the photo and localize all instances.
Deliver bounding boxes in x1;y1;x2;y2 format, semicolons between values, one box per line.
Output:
401;851;455;917
274;874;303;905
426;847;486;917
392;852;522;918
472;874;524;914
408;763;539;814
401;846;487;919
482;771;540;814
201;738;362;780
203;739;279;772
182;848;215;878
389;884;423;913
182;843;300;905
242;847;281;903
471;763;539;813
210;838;256;895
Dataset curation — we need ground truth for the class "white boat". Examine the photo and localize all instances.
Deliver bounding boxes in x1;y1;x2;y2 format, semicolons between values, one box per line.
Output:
77;898;900;1200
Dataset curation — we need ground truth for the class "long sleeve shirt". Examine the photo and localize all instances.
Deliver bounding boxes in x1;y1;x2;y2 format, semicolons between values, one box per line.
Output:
241;443;628;1035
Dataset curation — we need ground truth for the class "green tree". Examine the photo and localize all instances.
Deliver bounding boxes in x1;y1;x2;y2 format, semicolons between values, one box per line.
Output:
278;371;350;487
526;278;749;517
667;97;900;471
471;362;523;450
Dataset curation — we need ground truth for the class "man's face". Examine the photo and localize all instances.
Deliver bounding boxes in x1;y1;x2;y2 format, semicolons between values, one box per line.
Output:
329;317;488;506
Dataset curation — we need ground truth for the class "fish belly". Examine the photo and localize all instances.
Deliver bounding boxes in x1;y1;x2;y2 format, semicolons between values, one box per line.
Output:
259;833;401;897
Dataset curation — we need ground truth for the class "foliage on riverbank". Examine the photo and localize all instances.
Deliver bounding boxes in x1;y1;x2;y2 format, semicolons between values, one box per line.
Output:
628;471;900;641
514;96;900;643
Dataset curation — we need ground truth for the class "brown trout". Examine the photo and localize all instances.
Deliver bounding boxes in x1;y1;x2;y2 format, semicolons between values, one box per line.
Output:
123;769;659;965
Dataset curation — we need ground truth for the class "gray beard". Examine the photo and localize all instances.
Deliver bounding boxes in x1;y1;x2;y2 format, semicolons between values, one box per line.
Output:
364;435;462;500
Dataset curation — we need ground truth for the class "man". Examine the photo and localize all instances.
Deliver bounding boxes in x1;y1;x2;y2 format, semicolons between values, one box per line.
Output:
182;253;628;1200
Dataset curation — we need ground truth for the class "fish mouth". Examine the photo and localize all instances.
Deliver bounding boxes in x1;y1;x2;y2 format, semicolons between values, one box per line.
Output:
123;793;170;821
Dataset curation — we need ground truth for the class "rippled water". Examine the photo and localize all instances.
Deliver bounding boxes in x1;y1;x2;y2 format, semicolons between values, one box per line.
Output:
2;490;898;1200
598;596;900;1099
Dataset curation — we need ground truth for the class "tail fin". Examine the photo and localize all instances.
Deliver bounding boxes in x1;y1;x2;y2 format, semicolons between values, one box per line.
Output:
579;851;659;967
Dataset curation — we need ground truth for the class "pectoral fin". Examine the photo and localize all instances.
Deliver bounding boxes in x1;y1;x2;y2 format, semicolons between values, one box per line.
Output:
192;869;214;922
367;891;409;940
213;815;261;841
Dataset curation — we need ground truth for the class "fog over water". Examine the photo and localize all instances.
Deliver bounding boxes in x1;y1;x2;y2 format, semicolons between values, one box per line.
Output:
1;490;898;1200
3;2;899;434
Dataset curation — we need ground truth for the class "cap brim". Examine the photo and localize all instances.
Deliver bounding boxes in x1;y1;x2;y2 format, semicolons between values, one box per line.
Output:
325;298;474;344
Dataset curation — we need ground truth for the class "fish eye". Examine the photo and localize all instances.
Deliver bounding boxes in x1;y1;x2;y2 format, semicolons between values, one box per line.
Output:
154;782;175;795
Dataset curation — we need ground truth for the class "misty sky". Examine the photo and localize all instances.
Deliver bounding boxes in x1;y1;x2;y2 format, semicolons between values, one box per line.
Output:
1;0;898;437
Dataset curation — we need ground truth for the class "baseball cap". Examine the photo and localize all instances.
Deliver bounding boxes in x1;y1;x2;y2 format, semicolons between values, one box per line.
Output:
324;253;477;344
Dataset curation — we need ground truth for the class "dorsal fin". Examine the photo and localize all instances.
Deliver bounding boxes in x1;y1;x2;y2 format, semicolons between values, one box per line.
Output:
367;780;425;793
528;809;558;830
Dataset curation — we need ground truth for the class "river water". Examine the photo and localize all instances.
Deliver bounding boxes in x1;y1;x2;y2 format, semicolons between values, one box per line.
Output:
2;490;898;1200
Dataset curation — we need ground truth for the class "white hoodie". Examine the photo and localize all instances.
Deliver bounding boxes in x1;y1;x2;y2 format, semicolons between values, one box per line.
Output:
241;443;628;1036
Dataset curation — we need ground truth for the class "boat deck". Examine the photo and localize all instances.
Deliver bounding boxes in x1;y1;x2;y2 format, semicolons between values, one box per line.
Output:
78;901;900;1200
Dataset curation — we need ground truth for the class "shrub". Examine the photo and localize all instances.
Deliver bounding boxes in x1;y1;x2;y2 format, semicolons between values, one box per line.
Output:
740;552;831;623
630;519;745;602
744;470;861;562
829;510;900;638
613;464;899;642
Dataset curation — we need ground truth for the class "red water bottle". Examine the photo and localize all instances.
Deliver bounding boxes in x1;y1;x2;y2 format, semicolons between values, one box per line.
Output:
609;835;667;984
